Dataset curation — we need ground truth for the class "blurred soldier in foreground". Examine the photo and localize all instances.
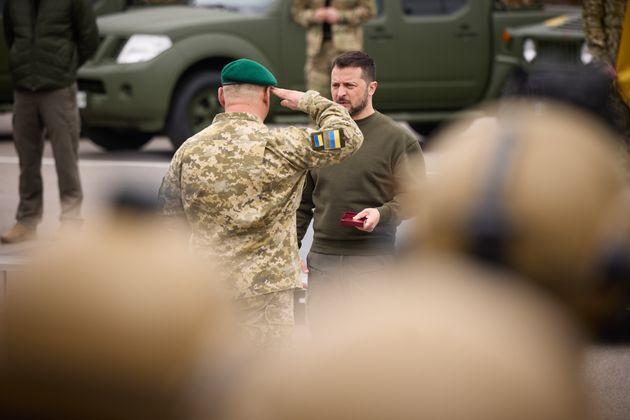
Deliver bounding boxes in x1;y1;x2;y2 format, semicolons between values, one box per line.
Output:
583;0;630;150
0;215;236;420
225;268;590;420
297;51;423;331
413;102;630;337
1;0;99;243
292;0;376;97
159;59;363;347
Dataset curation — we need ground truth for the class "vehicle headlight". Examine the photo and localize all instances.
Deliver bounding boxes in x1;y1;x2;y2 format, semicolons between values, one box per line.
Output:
580;42;593;65
117;34;172;64
523;38;537;63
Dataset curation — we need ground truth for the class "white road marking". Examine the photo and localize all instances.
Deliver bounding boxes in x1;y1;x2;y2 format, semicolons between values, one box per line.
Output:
0;156;169;169
0;156;436;175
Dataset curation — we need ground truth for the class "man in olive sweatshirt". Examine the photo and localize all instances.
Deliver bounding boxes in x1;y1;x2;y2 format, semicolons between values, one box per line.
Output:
296;51;424;329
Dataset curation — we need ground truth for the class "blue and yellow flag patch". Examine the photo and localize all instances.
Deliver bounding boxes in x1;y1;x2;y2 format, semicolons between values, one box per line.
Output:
310;129;344;151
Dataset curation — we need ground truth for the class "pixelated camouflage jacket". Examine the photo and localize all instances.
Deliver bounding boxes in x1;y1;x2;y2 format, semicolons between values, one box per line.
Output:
583;0;627;65
292;0;376;56
159;91;363;299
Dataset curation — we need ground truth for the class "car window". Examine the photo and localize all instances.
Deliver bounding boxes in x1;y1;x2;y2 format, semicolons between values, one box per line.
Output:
401;0;467;16
375;0;384;15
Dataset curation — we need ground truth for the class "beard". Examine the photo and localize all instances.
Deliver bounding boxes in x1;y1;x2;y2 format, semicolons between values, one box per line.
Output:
337;88;369;117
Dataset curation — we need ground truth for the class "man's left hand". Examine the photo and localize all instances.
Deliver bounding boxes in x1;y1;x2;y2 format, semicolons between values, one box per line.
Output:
354;208;380;232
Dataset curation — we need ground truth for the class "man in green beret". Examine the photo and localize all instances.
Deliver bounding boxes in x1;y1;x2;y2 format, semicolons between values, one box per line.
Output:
159;58;363;348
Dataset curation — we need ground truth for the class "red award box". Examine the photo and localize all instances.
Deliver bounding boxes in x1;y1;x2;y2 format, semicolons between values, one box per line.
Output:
340;211;366;228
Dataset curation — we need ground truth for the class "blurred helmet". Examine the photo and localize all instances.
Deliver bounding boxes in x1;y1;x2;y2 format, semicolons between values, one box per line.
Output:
414;101;630;329
0;217;236;420
226;260;590;420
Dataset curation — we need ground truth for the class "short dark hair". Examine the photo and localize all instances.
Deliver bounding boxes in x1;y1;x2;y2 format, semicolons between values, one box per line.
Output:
332;51;376;82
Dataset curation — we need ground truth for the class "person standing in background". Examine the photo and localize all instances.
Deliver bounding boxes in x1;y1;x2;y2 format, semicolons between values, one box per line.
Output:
1;0;99;244
292;0;376;98
583;0;630;154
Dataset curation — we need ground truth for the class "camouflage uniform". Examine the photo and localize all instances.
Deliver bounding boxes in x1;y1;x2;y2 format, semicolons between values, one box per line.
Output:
159;90;363;346
583;0;630;150
292;0;376;97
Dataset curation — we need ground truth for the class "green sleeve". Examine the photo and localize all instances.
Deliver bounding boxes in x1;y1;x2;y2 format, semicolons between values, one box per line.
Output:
3;2;13;49
296;171;315;247
73;0;100;66
376;136;424;224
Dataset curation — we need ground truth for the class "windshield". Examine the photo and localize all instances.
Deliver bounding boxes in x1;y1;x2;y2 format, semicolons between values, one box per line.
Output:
189;0;274;13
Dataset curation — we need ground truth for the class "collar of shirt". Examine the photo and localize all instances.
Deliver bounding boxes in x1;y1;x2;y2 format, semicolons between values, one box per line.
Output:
213;112;262;125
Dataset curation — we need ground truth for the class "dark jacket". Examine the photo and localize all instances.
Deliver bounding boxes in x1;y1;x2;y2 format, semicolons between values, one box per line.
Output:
3;0;99;91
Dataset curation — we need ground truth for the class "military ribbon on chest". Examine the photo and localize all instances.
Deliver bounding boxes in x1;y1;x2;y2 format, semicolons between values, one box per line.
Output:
311;129;345;150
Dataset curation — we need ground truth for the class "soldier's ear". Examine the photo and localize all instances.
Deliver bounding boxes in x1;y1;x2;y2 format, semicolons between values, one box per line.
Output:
263;86;271;106
218;87;226;108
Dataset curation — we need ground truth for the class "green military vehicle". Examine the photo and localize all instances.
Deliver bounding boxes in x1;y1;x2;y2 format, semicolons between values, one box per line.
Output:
503;12;587;68
75;0;577;150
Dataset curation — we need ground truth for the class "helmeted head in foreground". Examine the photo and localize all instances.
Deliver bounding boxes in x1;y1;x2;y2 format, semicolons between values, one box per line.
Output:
224;263;590;420
0;217;236;420
413;101;630;333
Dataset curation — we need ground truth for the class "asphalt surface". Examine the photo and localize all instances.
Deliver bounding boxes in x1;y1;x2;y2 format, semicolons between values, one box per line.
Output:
0;116;628;419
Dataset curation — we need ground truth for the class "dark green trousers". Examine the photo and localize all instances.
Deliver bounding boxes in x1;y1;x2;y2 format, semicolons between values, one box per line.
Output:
306;251;395;334
12;84;82;227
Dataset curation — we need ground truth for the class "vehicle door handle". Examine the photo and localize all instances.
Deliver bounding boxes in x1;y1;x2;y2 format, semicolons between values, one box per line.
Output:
368;25;394;40
454;23;478;39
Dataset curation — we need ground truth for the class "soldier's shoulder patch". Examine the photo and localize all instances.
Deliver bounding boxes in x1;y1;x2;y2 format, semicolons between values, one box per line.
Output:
310;129;345;151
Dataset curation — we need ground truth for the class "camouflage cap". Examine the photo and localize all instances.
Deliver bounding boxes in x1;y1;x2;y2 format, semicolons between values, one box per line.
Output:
221;58;277;87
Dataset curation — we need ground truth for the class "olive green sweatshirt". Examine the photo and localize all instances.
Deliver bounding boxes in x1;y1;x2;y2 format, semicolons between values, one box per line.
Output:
297;111;424;255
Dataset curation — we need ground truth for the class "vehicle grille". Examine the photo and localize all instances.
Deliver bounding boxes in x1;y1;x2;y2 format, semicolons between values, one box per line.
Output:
534;40;582;64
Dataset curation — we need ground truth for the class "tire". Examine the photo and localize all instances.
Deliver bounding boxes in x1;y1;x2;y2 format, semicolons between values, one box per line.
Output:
165;71;221;150
85;127;153;151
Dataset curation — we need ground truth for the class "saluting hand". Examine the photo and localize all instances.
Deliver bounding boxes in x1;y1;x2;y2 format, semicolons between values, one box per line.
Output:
272;87;306;110
354;208;380;233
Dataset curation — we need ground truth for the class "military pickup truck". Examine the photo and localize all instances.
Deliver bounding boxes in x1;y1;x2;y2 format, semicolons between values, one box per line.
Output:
76;1;576;149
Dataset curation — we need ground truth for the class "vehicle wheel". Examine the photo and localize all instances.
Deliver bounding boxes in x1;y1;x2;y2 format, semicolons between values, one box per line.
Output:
85;127;153;151
165;71;221;150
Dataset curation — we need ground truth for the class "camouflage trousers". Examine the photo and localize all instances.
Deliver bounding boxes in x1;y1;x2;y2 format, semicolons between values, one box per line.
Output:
305;40;344;99
236;289;295;348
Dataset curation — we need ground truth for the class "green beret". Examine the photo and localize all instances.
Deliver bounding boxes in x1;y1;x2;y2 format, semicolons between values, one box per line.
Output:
221;59;278;87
